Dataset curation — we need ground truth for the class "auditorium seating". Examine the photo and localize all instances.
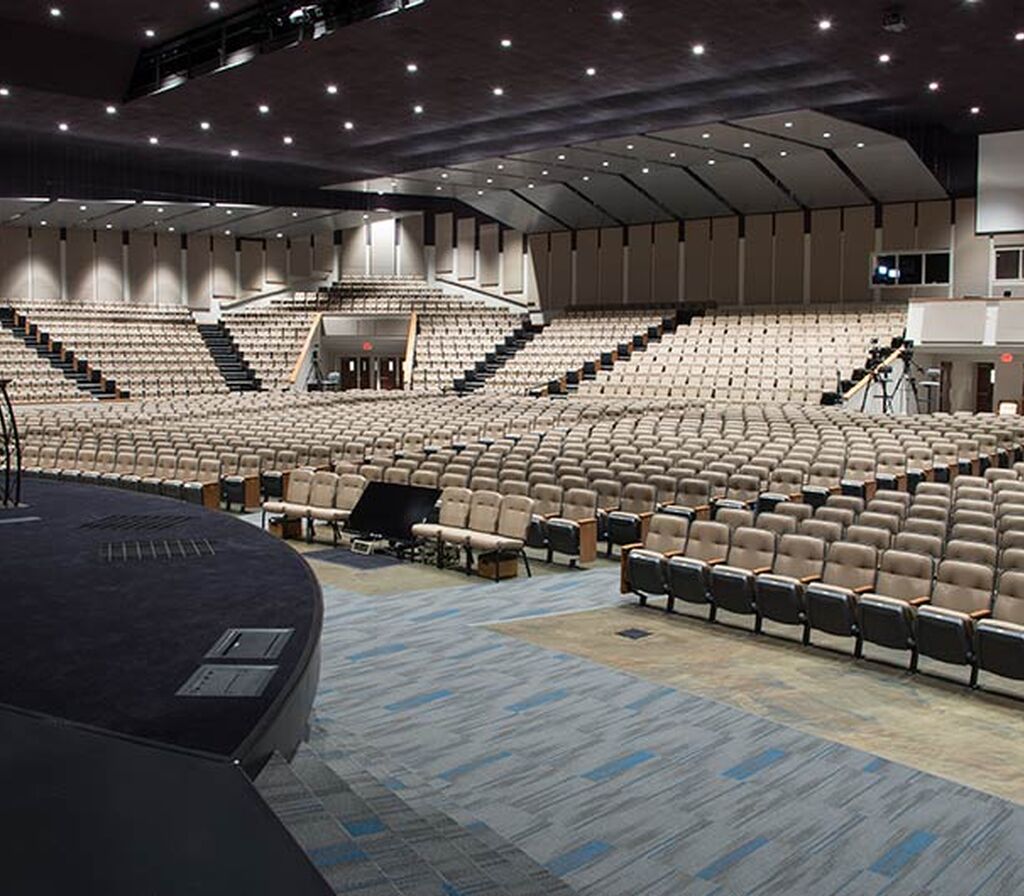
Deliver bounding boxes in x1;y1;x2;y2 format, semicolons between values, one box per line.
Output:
412;308;526;391
222;308;316;390
577;305;907;402
0;323;86;403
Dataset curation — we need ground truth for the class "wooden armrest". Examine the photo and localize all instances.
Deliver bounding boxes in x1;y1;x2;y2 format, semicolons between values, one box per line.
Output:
707;557;726;566
576;517;598;527
908;596;930;606
663;549;684;559
799;575;821;584
621;542;644;553
752;566;772;575
853;585;874;595
969;609;991;620
638;511;654;521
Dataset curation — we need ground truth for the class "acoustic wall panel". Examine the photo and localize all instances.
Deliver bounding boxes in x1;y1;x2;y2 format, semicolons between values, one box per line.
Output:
881;203;916;304
501;229;523;294
842;206;874;304
239;239;263;292
211;235;236;299
548;231;572;309
435;213;454;274
627;224;652;305
398;215;425;277
773;211;804;303
156;232;182;304
809;208;841;303
918;200;952;250
575;229;598;305
313;231;334;274
266;237;287;284
66;228;95;303
340;226;365;277
186;235;211;307
652;221;679;303
684;219;710;303
291;235;313;278
710;216;739;304
598;227;624;305
954;198;990;297
478;223;499;287
456;218;475;280
527;233;549;307
743;214;773;304
96;229;123;303
31;227;60;302
370;219;395;275
129;231;156;304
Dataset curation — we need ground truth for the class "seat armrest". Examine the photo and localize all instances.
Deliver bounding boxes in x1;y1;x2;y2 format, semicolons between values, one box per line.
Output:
638;511;654;521
799;575;821;584
908;596;930;606
621;542;644;553
662;549;684;559
853;585;874;595
752;566;772;575
708;557;726;566
969;609;991;620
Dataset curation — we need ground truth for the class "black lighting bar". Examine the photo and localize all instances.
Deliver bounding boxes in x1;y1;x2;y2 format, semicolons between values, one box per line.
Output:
126;0;427;101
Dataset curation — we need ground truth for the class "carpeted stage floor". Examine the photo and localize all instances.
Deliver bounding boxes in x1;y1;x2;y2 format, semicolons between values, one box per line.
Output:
0;479;321;757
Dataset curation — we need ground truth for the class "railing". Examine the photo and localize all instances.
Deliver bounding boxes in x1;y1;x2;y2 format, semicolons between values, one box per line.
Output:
0;379;22;507
288;312;324;387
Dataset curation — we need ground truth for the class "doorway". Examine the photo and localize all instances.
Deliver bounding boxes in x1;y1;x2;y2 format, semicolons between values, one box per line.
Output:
975;362;994;412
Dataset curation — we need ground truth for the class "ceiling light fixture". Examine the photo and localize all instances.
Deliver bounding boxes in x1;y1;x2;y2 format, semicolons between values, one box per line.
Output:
224;229;231;235
291;211;298;217
209;1;220;10
856;141;865;147
701;132;711;139
626;143;634;150
200;120;211;130
406;62;418;73
818;18;832;30
326;84;338;94
742;141;751;148
692;43;705;55
79;204;87;210
435;185;442;191
413;103;424;114
144;27;155;37
39;220;47;225
492;86;504;96
610;9;624;21
928;80;940;91
496;163;504;169
49;7;61;17
557;153;566;160
157;207;164;213
878;52;891;63
784;121;793;128
229;148;239;157
57;122;68;131
822;131;832;138
168;226;175;232
276;232;283;238
500;38;512;48
486;178;493;183
707;159;716;165
668;151;677;158
779;150;788;156
225;209;233;215
1016;32;1024;42
527;183;535;188
970;105;981;114
282;135;293;144
105;223;113;229
602;160;609;166
362;213;369;220
582;175;590;181
585;66;597;76
641;166;650;173
105;104;117;114
149;135;159;144
0;88;9;97
258;104;269;114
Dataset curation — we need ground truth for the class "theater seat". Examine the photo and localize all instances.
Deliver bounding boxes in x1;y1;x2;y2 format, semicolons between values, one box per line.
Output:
710;527;776;626
546;487;598;567
262;468;315;532
976;571;1024;683
754;534;826;638
606;483;656;557
805;542;878;654
666;520;730;618
621;513;690;604
857;550;935;669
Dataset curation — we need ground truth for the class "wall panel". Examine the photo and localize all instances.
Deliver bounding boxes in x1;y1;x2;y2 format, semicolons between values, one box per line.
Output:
398;215;425;277
96;229;123;303
881;203;916;303
478;223;499;287
954;198;989;297
340;226;364;277
370;219;395;275
809;208;841;303
526;233;549;307
575;229;598;305
239;239;263;293
31;227;60;302
598;227;624;305
187;235;211;307
918;200;952;250
501;229;523;294
435;213;454;274
156;233;182;304
313;231;334;275
291;235;313;278
710;216;739;304
743;214;773;304
456;218;476;280
773;211;804;303
627;223;652;305
548;231;572;308
842;206;874;304
66;229;95;303
684;219;711;303
0;227;29;298
211;235;236;299
652;221;679;303
128;231;156;304
266;237;287;284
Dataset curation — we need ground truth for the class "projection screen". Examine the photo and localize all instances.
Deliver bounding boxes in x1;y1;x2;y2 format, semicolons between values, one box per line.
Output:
977;131;1024;233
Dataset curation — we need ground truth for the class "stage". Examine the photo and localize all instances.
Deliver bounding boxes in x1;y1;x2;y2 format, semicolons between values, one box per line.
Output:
0;477;329;894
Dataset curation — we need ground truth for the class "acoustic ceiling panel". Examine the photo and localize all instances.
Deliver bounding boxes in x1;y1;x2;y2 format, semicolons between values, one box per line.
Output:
520;182;617;229
837;142;948;203
761;151;870;208
17;199;135;229
460;190;564;233
570;173;673;224
627;166;730;219
698;160;799;214
733;109;886;151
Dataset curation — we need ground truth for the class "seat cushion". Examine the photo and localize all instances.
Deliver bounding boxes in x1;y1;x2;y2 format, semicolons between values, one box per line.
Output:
411;523;441;540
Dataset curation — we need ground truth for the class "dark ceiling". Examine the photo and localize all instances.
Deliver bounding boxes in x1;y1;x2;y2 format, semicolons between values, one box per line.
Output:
0;0;1017;207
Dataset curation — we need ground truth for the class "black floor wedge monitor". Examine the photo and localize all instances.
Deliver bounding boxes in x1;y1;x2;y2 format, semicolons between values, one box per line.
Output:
345;482;441;542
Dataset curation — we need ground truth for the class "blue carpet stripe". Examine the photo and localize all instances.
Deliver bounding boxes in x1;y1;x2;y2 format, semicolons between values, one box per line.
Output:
870;831;937;877
347;642;407;662
722;748;787;781
438;750;513;782
624;686;677;712
695;836;770;880
384;689;453;712
546;840;612;876
308;842;368;867
505;688;570;713
342;817;386;837
863;757;888;773
581;749;656;782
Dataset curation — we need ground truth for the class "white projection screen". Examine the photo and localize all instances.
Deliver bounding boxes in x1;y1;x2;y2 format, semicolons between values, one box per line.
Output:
977;131;1024;233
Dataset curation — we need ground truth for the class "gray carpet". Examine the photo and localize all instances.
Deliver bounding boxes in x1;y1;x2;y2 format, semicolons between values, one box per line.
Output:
278;565;1023;896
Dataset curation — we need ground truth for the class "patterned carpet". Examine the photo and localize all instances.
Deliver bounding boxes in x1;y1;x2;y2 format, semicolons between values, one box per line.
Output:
298;557;1024;896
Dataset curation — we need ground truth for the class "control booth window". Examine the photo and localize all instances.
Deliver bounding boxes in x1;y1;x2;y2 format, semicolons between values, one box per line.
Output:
872;250;951;287
994;247;1023;282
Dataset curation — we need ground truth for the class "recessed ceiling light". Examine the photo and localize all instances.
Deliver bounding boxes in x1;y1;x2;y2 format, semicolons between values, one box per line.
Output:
326;84;338;94
784;121;793;128
692;43;705;55
229;148;239;157
435;185;442;191
105;223;113;229
707;159;716;165
282;135;293;144
200;120;211;130
701;132;711;139
291;211;298;217
0;88;9;97
276;232;283;238
856;141;865;148
209;1;220;9
492;86;504;96
57;122;68;131
148;136;159;144
440;172;448;179
585;66;597;76
406;62;418;73
258;103;269;114
822;131;832;138
742;141;751;148
779;150;788;156
641;166;649;173
970;106;981;115
527;183;535;188
224;229;231;235
362;213;369;220
500;38;512;48
79;204;87;210
928;81;940;91
668;151;676;158
39;220;47;225
486;177;493;183
818;18;832;31
626;143;634;150
878;52;891;63
413;104;424;114
105;104;117;115
496;163;504;169
1016;32;1024;42
225;209;233;215
168;226;175;232
557;153;566;160
157;207;164;213
541;169;549;175
610;9;624;21
582;175;590;181
49;7;61;17
343;120;354;130
144;28;155;37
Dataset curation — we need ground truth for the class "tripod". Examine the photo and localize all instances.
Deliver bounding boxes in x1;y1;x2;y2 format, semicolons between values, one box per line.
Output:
890;350;930;414
861;368;895;414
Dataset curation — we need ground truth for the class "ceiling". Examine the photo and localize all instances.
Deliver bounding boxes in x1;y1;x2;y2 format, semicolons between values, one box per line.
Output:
0;0;1016;210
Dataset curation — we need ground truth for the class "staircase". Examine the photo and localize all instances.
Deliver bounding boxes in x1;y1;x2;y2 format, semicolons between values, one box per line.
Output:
0;307;120;400
198;322;261;392
453;319;544;394
255;725;578;896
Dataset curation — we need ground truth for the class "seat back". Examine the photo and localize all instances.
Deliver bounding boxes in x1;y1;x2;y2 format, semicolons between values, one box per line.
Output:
726;527;775;571
593;479;621;511
644;513;689;553
307;471;339;508
467;490;502;533
410;470;438;488
755;512;797;537
798;518;843;543
438;487;473;528
893;531;943;558
844;525;891;551
531;483;563;517
497;495;534;540
773;534;826;580
822;541;877;591
931;560;994;613
715;506;754;532
335;474;367;511
944;539;997;567
285;468;315;504
620;482;656;514
676;478;711;508
684;521;730;563
561;488;597;521
197;456;221;484
875;550;933;601
993;570;1024;625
